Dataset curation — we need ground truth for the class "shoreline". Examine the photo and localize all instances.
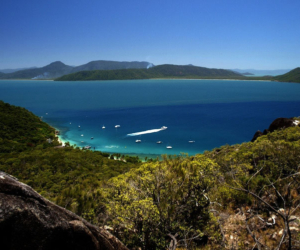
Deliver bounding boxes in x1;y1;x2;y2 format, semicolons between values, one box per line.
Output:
53;128;162;160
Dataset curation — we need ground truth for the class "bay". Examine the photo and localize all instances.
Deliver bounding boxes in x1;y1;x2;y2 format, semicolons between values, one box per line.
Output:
0;79;300;158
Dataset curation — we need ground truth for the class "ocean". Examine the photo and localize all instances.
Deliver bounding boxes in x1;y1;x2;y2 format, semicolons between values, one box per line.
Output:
1;79;300;158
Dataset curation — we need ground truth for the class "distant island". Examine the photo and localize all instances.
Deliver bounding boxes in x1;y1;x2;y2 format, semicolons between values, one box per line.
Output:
1;60;299;83
56;65;300;83
56;64;244;81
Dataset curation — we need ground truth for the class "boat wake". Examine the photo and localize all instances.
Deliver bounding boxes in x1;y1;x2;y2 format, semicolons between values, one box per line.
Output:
127;126;167;137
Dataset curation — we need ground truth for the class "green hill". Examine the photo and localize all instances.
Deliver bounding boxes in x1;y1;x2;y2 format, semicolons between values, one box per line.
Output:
56;64;244;81
0;100;58;152
274;67;300;83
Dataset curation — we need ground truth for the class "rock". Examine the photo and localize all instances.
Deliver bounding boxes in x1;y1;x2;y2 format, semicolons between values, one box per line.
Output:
268;118;295;132
251;130;263;142
0;172;128;250
251;117;296;142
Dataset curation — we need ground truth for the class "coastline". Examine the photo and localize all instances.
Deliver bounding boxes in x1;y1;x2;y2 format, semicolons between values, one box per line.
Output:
53;127;161;160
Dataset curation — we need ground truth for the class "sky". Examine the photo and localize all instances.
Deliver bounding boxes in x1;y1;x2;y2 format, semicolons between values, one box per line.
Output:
1;0;300;70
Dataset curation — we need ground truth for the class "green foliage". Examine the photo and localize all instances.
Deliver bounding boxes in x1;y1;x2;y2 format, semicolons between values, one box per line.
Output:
101;154;220;249
0;100;59;152
204;124;300;208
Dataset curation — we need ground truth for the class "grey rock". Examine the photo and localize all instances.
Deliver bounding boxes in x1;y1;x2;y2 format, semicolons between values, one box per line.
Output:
0;172;128;250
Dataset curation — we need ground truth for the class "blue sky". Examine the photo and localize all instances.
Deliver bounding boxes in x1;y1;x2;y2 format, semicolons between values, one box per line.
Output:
1;0;299;69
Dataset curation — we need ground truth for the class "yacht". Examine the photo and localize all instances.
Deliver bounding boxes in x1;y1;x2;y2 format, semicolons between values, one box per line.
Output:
166;146;172;149
102;125;105;129
115;125;121;128
81;134;84;137
156;141;162;144
161;126;167;130
135;140;141;143
189;140;195;143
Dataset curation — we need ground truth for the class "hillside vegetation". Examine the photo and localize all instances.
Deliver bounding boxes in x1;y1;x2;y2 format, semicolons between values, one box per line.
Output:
0;101;300;249
56;64;244;81
274;67;300;83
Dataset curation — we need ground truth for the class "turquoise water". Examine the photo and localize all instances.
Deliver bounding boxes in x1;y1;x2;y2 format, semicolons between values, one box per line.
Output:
0;79;300;158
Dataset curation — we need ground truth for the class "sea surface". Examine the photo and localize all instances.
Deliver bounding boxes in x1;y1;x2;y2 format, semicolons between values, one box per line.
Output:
1;79;300;159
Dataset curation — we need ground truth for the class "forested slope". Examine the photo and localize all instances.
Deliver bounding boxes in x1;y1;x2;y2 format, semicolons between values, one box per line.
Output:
56;64;244;81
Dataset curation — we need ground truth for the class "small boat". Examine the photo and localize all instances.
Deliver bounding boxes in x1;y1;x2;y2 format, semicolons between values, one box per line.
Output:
156;141;162;144
189;140;195;143
102;125;105;129
84;145;91;149
161;126;167;130
81;134;84;137
166;146;172;149
91;137;94;140
78;125;81;128
115;125;120;128
70;122;72;124
135;140;141;143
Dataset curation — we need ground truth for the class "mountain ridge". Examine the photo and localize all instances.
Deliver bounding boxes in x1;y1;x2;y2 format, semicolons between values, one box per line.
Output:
0;60;153;80
56;64;244;81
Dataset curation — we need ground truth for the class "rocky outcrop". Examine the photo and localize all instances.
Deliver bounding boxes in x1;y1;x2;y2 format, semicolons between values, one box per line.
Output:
251;117;298;142
0;172;128;250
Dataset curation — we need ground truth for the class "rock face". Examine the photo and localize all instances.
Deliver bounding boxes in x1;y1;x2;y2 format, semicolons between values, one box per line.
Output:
251;118;297;142
0;172;128;250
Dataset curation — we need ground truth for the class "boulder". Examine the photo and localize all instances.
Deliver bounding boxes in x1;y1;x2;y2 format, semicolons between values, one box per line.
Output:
251;118;297;142
268;118;295;132
0;172;128;250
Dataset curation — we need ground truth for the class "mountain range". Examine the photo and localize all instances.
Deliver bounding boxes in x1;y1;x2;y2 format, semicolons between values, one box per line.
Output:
0;60;299;83
0;60;153;80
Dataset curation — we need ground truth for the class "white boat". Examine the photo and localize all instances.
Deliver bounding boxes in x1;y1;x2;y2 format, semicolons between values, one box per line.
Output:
84;145;91;149
81;134;84;137
102;125;105;129
166;146;172;149
115;125;120;128
78;125;81;128
189;140;195;143
135;140;141;143
156;141;162;144
161;126;167;130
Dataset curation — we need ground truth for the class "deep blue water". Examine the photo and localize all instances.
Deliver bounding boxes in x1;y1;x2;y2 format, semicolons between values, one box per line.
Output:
1;79;300;158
